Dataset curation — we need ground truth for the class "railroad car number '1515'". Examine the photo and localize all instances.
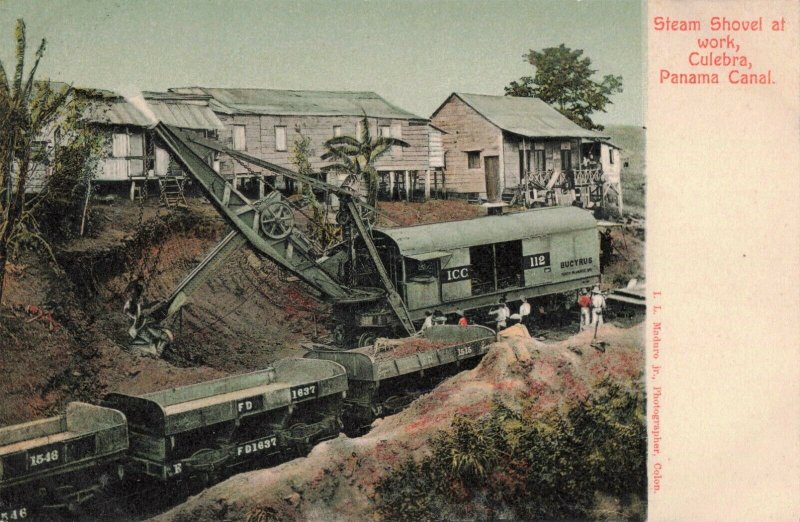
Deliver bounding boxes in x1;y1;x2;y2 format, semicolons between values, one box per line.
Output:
1;508;28;521
457;346;474;357
290;384;317;401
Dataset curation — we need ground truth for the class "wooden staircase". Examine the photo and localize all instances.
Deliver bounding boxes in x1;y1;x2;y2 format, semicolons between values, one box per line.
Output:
159;176;187;208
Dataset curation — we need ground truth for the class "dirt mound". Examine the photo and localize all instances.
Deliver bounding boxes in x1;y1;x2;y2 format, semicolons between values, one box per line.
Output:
377;200;483;227
0;197;327;425
155;322;644;522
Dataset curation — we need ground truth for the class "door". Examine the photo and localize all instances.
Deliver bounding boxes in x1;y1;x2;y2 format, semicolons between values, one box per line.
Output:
484;156;500;202
518;149;530;183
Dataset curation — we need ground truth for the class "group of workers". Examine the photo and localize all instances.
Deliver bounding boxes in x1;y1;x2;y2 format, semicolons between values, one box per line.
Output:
578;286;607;331
419;297;534;334
420;308;470;331
419;287;608;335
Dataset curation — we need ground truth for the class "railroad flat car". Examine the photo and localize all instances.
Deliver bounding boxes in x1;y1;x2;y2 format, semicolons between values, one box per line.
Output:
0;403;128;516
305;325;496;433
101;358;347;483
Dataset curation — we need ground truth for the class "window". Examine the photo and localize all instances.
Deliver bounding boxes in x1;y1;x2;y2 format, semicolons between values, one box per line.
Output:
390;122;402;139
560;149;572;172
232;125;246;151
333;125;342;137
112;133;129;158
405;259;437;281
275;126;287;152
128;133;143;156
609;148;615;164
467;151;481;169
379;125;391;138
355;120;364;138
533;150;545;172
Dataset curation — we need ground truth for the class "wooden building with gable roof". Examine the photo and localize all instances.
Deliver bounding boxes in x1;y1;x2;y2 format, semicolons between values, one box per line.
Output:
430;93;622;209
169;87;444;200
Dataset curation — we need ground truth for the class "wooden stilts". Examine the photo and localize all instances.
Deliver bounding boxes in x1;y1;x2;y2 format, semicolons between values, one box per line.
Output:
424;169;431;200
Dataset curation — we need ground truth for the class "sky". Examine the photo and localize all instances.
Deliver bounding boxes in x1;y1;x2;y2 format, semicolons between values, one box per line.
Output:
0;0;644;126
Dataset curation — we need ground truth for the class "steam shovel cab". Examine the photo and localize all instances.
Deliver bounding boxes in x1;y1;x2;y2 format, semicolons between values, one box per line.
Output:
0;403;128;516
358;206;600;331
101;359;347;484
305;324;496;434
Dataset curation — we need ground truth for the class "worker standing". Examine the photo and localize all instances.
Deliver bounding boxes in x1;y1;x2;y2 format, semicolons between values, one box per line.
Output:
590;286;606;326
419;311;434;333
518;297;532;330
457;310;468;327
577;289;591;331
489;298;510;332
433;309;447;325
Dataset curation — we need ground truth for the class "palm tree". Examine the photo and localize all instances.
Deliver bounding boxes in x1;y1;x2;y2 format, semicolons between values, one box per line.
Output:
321;115;408;207
0;19;71;304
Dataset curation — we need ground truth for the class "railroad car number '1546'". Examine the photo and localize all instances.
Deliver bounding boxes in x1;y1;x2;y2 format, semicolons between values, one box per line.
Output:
290;384;317;401
236;436;278;457
27;447;60;469
1;508;28;521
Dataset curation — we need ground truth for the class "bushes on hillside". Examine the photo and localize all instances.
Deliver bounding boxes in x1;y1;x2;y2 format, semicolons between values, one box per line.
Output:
376;379;646;521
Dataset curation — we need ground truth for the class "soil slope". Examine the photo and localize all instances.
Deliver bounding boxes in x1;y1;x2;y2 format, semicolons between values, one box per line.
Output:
156;323;644;522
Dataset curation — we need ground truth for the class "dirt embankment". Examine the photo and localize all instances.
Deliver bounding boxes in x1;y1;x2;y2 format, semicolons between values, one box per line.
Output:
156;323;644;522
0;198;328;425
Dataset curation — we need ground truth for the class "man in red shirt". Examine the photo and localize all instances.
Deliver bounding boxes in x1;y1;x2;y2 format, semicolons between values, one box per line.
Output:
577;288;591;331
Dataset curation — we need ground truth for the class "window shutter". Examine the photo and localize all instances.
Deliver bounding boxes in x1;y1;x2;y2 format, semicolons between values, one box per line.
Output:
275;126;287;151
112;133;129;158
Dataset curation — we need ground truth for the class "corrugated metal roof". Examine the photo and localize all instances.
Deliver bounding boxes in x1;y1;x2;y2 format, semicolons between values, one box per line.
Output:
80;90;223;130
170;87;426;120
375;206;597;256
444;93;609;140
83;99;155;127
147;100;224;130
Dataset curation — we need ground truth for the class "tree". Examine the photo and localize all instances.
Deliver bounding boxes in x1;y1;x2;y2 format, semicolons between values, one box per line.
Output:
0;20;79;305
321;115;408;207
290;128;340;252
505;44;623;131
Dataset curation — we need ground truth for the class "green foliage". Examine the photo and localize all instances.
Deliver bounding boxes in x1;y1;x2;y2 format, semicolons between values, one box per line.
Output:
290;129;341;252
376;380;646;521
505;44;623;131
0;19;102;305
321;115;408;207
0;19;73;304
33;126;103;241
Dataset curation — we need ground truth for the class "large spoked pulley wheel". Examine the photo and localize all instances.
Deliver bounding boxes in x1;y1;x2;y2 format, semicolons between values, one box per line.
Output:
260;201;294;239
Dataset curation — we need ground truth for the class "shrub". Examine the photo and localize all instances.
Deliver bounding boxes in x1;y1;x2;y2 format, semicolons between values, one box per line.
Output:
376;380;646;521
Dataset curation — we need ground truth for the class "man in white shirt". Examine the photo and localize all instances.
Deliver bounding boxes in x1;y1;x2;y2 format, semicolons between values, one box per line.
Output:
590;286;607;326
419;310;434;333
518;297;532;327
489;298;510;331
